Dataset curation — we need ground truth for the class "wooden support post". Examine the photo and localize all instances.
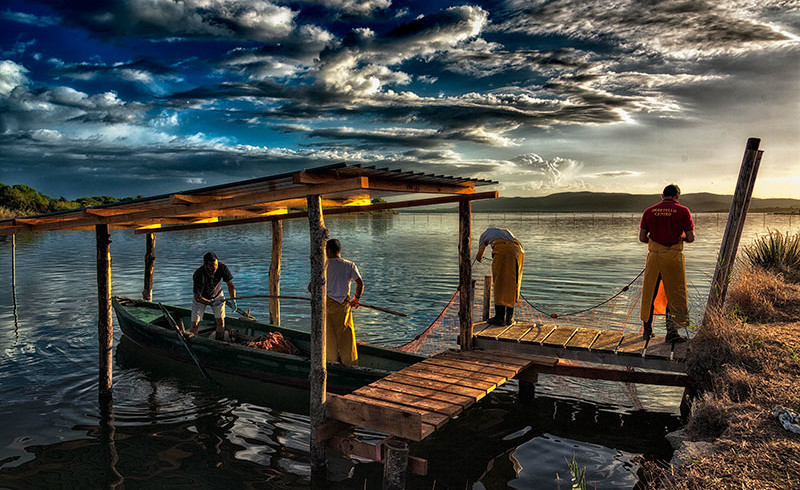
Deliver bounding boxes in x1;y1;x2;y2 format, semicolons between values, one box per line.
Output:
383;439;409;490
307;195;328;483
458;201;473;350
482;275;491;321
518;372;537;405
704;138;762;323
142;232;156;301
269;220;282;325
96;224;113;402
11;234;18;340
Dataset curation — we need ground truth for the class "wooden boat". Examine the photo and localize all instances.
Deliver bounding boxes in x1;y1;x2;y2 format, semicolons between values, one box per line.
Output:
112;296;425;393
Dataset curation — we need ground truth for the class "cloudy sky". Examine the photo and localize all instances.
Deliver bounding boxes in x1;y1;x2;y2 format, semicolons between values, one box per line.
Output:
0;0;797;199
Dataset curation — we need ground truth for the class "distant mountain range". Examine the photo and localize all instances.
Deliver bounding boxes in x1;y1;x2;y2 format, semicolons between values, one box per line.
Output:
417;192;800;213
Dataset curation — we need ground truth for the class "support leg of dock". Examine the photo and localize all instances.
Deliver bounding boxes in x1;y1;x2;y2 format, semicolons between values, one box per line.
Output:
383;439;409;490
517;371;537;405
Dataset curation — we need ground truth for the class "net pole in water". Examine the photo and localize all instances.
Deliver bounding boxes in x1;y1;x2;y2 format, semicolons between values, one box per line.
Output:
142;232;156;301
269;220;282;325
96;224;113;403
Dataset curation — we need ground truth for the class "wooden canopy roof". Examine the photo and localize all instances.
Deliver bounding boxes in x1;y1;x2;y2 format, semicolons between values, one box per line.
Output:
0;164;497;236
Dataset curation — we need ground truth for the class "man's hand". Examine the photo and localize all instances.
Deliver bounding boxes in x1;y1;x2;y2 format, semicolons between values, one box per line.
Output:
350;296;360;309
230;299;238;311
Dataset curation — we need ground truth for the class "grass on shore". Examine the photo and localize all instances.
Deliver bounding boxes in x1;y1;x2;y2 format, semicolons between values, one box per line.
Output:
645;266;800;489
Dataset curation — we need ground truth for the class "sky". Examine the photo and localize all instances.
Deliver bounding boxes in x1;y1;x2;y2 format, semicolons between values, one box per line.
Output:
0;0;797;199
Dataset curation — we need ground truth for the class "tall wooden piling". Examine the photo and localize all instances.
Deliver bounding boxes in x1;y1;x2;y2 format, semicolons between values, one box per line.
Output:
458;201;473;350
96;224;113;401
307;195;328;482
269;220;282;325
703;138;762;323
142;232;156;301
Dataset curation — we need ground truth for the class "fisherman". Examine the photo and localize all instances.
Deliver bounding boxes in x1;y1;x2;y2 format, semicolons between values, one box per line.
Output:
324;239;364;366
190;251;237;340
476;228;525;326
639;184;695;343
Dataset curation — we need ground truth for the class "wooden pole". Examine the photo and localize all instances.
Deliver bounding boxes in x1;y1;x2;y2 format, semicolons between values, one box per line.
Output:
11;234;18;341
703;138;762;323
142;232;156;301
96;224;113;402
307;195;328;483
269;220;282;325
482;275;491;321
458;201;473;350
383;439;409;490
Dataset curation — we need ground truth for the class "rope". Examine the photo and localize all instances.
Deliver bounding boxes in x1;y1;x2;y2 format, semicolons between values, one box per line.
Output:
519;268;645;318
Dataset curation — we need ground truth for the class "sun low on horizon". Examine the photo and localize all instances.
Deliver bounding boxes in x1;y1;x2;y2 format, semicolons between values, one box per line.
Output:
0;0;797;200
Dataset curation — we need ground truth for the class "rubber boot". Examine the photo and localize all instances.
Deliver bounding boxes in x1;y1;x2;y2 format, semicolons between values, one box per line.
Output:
488;305;506;325
642;320;653;340
505;306;515;326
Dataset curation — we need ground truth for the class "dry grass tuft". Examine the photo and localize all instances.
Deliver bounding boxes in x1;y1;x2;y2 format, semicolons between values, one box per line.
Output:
726;266;800;323
685;392;730;439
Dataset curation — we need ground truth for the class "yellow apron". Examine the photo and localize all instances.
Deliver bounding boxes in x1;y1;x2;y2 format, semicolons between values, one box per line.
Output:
640;241;689;328
326;296;358;366
492;239;525;307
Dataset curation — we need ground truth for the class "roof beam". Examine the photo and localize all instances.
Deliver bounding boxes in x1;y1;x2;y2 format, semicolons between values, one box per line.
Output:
295;171;475;195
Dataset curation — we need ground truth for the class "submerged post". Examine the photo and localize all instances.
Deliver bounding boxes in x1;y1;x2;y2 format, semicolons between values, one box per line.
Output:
142;232;156;301
269;220;282;325
96;224;113;402
383;439;409;490
307;195;328;483
458;201;473;350
703;138;762;323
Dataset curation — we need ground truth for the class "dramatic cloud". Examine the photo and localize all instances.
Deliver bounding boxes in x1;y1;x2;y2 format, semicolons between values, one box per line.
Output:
0;10;59;27
0;60;28;96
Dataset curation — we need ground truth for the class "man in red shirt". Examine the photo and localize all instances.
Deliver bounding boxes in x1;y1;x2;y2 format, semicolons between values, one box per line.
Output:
639;184;695;343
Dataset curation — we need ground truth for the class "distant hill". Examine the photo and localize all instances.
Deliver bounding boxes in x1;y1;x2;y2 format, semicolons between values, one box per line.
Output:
465;192;800;213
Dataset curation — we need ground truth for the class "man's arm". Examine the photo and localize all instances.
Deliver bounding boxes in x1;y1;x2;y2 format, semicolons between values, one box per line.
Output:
226;280;236;300
684;230;695;243
638;228;649;244
476;245;487;262
350;277;364;309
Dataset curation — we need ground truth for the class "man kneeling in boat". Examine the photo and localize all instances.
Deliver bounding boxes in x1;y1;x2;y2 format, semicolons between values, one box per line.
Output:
323;239;364;366
190;251;237;341
476;228;525;326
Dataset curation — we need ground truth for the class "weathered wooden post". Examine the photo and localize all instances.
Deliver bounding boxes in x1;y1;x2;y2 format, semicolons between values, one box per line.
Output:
383;439;409;490
307;195;328;485
482;275;491;321
11;234;18;339
269;220;282;325
142;232;156;301
703;138;762;324
96;224;113;402
458;201;473;350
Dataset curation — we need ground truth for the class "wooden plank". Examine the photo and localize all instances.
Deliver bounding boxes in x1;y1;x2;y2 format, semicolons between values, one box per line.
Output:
520;324;556;344
382;373;487;401
352;386;463;417
471;321;492;335
420;357;517;379
590;330;624;352
643;337;672;359
453;349;558;368
474;324;511;339
565;328;601;350
327;436;428;476
673;340;689;361
326;393;431;441
371;380;475;407
436;350;528;371
389;368;498;392
403;363;504;385
522;361;689;387
344;393;448;431
617;333;649;356
496;324;533;342
541;326;578;347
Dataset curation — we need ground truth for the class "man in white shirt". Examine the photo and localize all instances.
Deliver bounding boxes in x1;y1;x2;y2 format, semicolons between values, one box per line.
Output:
324;239;364;365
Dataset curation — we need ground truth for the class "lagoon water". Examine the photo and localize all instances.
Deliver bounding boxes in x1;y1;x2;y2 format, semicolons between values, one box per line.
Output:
0;212;797;489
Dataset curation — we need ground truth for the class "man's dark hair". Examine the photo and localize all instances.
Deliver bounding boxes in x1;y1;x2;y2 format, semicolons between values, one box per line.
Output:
203;251;218;264
663;184;681;197
326;239;341;255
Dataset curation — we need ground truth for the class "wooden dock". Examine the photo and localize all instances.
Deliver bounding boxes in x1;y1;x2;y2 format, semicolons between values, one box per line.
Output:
473;321;689;372
326;349;557;442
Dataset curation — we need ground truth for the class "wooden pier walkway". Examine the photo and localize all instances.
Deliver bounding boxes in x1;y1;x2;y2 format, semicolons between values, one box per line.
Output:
473;321;689;373
326;349;557;442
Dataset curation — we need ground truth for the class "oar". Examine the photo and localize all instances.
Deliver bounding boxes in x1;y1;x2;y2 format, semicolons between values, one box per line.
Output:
217;294;407;317
158;303;219;386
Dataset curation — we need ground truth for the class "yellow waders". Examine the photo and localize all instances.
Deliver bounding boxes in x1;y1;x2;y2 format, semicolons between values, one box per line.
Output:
492;239;525;308
640;241;689;329
326;296;358;366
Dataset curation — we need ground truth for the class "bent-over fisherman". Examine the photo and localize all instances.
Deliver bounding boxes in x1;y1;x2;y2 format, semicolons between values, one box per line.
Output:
190;251;237;340
322;239;364;366
639;184;694;343
476;228;525;326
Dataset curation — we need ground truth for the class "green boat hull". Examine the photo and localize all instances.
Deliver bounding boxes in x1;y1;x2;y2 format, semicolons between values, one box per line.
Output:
112;297;425;393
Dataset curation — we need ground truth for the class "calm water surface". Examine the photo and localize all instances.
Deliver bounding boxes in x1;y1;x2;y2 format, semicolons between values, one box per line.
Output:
0;212;797;489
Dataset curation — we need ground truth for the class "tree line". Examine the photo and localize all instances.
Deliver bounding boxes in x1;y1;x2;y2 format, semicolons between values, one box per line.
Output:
0;183;140;217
